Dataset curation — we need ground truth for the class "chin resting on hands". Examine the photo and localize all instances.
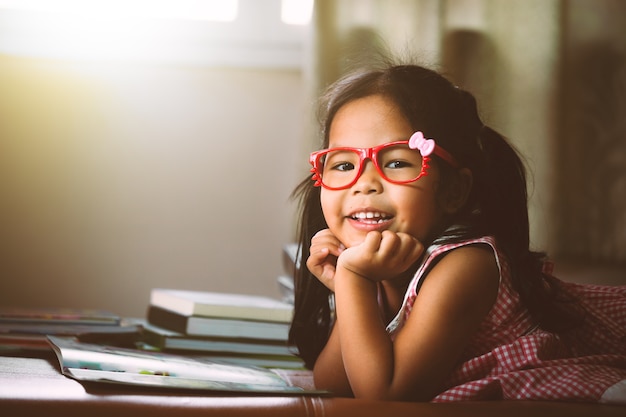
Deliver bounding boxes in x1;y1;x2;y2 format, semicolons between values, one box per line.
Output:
337;230;424;282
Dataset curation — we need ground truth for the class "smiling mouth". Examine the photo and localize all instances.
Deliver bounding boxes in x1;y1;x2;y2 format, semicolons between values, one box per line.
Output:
349;211;393;224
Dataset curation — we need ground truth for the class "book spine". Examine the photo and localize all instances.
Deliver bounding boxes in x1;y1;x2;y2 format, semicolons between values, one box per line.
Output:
147;306;189;333
141;327;167;349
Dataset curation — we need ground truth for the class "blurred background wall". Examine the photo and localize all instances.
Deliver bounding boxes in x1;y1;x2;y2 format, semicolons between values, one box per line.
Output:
0;0;311;317
0;0;624;318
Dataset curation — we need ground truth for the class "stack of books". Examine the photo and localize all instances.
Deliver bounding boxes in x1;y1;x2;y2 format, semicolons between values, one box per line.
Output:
143;289;303;369
0;307;141;351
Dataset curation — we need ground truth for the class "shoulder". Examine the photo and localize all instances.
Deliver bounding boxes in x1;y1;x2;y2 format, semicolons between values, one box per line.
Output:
431;243;500;280
421;235;504;287
414;244;500;324
386;237;504;335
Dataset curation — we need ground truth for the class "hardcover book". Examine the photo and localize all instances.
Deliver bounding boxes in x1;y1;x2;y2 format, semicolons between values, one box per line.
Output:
0;321;141;346
142;322;296;357
0;307;121;326
147;306;289;341
149;289;293;323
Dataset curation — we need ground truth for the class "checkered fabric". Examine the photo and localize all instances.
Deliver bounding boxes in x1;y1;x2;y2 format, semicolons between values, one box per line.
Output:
386;236;626;403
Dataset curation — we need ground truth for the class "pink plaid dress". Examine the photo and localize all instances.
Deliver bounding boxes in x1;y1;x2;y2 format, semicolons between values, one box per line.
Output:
386;236;626;403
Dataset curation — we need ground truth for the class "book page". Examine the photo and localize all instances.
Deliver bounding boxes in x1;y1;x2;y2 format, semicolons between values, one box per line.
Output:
47;336;326;395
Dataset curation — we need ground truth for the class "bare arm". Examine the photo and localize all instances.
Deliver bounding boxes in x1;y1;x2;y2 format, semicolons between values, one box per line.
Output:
312;322;353;396
326;242;499;401
310;231;412;396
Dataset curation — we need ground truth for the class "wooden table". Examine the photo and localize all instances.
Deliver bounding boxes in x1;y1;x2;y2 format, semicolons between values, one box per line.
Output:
1;352;623;417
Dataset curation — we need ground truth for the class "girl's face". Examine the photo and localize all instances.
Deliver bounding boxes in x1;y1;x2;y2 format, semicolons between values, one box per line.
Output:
321;94;444;248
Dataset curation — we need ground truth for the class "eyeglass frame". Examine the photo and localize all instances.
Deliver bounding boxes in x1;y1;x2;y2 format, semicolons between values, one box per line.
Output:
309;131;460;191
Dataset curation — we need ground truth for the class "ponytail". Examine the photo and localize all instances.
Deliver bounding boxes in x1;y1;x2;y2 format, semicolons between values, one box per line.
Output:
474;126;529;257
474;127;582;332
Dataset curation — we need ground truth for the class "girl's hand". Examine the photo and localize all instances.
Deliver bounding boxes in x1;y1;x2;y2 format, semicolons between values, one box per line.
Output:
338;230;423;282
306;229;346;291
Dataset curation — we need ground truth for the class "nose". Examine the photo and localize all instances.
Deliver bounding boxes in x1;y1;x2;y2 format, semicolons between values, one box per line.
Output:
352;160;383;194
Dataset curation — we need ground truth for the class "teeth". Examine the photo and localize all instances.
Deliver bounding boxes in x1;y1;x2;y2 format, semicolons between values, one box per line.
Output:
352;212;389;222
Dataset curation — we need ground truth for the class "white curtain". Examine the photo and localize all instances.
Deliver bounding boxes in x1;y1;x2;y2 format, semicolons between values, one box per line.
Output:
308;0;626;264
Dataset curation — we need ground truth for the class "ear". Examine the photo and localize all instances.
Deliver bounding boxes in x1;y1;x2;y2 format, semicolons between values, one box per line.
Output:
440;168;473;214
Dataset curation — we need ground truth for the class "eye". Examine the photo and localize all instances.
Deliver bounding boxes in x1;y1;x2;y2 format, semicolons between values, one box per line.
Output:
385;159;414;169
322;150;359;173
379;145;422;171
330;161;355;172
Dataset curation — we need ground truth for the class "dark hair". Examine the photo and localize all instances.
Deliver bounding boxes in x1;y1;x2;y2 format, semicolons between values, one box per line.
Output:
288;63;578;369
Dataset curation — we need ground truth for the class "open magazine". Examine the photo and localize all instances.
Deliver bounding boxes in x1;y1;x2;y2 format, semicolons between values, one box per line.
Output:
47;336;326;395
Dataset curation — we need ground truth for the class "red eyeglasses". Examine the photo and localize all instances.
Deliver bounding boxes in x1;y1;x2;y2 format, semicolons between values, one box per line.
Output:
309;131;459;190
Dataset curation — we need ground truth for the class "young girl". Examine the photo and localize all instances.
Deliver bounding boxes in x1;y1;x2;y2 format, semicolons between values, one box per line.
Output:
288;63;626;403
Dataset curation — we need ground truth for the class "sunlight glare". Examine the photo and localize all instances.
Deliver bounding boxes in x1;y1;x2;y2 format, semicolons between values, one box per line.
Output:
0;0;239;22
281;0;313;25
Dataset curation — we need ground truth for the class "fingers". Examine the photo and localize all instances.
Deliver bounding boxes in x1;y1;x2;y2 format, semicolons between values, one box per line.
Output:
308;229;424;285
362;231;422;262
306;229;345;291
345;231;423;280
381;231;423;264
310;229;345;258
